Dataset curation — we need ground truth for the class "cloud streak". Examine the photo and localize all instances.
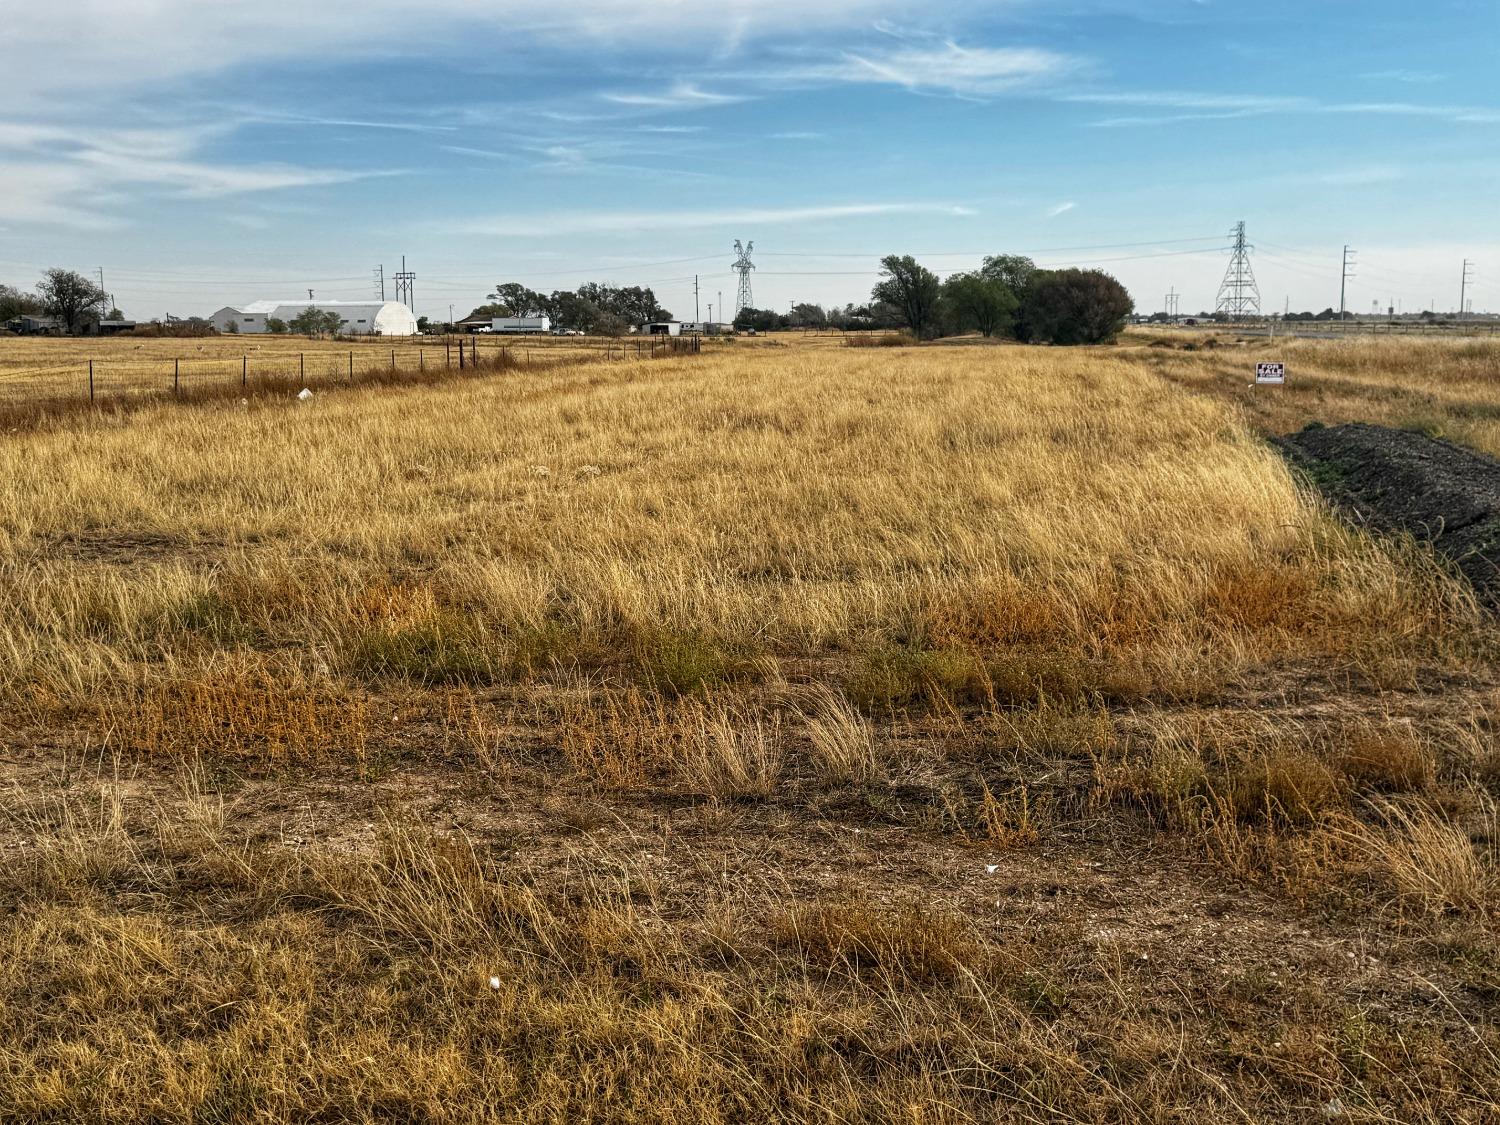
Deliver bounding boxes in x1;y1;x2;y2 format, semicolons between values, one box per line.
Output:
461;201;976;237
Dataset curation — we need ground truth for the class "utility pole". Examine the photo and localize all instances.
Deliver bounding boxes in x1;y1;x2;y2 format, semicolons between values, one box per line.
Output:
1339;245;1357;321
718;291;723;325
308;289;315;301
394;255;416;314
1460;259;1475;321
1165;288;1179;321
694;275;700;322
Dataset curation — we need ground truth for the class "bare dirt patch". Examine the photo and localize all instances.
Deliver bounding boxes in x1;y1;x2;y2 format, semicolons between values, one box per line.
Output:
1278;422;1500;599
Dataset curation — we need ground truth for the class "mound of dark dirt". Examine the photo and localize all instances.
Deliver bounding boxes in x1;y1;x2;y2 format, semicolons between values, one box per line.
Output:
1277;422;1500;598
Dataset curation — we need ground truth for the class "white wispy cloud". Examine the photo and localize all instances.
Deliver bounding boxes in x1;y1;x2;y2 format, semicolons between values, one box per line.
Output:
462;201;975;237
0;118;398;227
1046;201;1076;218
602;83;749;109
747;41;1079;98
1073;90;1500;127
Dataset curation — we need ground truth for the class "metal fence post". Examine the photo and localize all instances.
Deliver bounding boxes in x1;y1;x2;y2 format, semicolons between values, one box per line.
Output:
391;349;396;373
242;355;247;389
88;359;94;402
174;357;180;395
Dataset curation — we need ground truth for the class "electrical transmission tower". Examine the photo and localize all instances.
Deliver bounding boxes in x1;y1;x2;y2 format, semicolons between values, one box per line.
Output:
1215;221;1260;319
374;265;386;301
732;240;755;317
394;255;416;312
1461;259;1475;320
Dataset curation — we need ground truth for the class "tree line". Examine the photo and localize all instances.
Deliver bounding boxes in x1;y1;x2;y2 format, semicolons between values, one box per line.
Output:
869;254;1134;344
467;282;672;336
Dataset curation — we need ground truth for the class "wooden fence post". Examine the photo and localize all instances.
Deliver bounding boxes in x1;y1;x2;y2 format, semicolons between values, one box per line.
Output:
88;359;94;402
349;352;354;382
174;357;180;395
391;349;396;372
300;353;305;380
242;355;247;389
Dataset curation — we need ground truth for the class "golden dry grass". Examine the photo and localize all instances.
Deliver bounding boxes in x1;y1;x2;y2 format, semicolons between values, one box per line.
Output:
2;336;1499;1121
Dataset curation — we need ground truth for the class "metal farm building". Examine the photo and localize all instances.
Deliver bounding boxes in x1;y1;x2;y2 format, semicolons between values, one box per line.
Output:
209;301;419;336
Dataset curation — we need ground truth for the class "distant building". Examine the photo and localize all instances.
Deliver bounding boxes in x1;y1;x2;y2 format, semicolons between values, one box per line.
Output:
3;314;64;335
680;321;733;336
645;321;683;337
208;301;419;336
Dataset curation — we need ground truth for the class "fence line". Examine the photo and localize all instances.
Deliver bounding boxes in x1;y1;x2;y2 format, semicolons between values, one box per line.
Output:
0;333;705;412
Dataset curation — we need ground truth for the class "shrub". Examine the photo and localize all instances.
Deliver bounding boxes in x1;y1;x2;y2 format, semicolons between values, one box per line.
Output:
1015;269;1134;345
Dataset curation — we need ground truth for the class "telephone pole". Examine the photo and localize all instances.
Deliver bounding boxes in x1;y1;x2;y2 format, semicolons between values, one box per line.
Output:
1165;288;1179;321
1339;246;1357;320
694;275;700;322
1460;259;1475;321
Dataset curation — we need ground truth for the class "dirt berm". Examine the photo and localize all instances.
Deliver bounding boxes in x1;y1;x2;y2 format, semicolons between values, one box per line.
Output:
1277;422;1500;600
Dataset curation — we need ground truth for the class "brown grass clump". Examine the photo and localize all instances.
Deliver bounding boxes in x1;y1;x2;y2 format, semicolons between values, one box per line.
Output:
96;656;371;762
799;686;884;785
774;899;981;982
1337;721;1435;793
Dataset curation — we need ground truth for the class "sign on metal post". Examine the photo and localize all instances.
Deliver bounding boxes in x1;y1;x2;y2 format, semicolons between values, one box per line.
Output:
1256;362;1285;386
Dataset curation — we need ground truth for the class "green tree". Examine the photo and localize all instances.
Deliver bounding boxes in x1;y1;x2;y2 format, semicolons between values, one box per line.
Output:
548;291;604;334
872;255;942;339
466;303;509;320
266;317;288;334
225;318;239;334
942;272;1017;337
1014;269;1134;346
488;284;545;318
790;303;827;328
979;254;1038;294
36;268;109;334
288;307;343;337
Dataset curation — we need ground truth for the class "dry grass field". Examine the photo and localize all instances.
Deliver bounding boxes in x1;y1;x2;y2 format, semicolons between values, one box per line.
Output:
0;333;681;407
1132;329;1500;457
2;335;1499;1121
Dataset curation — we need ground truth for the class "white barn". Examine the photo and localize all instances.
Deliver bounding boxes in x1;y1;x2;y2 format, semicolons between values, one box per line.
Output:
210;301;419;336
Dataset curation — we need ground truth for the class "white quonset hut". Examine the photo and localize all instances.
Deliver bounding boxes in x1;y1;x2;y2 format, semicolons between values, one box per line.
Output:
209;301;419;336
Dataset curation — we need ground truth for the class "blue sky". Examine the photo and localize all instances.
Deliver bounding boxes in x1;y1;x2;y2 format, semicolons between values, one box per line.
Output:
2;0;1497;321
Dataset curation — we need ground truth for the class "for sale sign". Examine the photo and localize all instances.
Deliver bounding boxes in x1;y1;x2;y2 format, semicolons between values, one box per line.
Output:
1256;362;1285;385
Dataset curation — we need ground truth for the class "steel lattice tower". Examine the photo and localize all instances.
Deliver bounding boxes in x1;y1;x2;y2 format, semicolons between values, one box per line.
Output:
1215;221;1260;319
732;240;755;316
